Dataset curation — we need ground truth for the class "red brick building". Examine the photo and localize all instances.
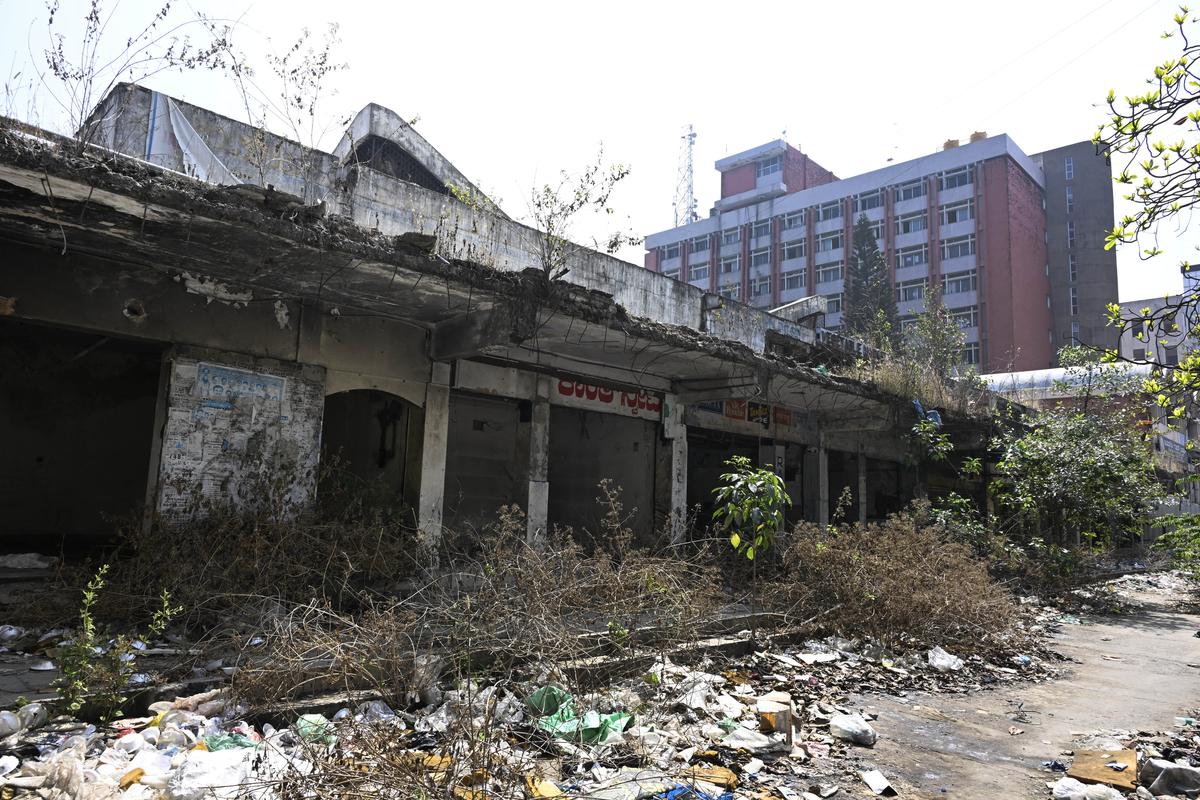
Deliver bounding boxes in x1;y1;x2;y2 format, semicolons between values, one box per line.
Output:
645;134;1114;373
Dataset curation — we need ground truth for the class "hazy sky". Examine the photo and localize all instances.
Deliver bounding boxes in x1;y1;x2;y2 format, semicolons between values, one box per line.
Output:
1;0;1192;300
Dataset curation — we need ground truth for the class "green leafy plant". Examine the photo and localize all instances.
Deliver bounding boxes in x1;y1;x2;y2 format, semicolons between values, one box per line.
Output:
54;564;182;720
1153;513;1200;574
712;455;791;561
910;418;953;462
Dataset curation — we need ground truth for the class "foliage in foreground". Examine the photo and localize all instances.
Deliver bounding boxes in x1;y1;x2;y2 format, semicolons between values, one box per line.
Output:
55;564;180;720
712;455;791;561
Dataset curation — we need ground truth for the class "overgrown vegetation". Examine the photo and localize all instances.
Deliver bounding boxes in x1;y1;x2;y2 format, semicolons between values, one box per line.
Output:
781;506;1016;646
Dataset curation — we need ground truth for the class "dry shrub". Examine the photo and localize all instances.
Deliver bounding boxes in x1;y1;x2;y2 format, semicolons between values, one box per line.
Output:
231;484;723;709
779;508;1015;647
80;462;419;628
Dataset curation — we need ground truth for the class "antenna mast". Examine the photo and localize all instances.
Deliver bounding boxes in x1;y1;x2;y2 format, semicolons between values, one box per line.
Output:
673;124;697;227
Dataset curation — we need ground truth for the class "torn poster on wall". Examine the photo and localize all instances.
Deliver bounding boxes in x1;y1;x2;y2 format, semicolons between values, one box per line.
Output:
157;355;324;516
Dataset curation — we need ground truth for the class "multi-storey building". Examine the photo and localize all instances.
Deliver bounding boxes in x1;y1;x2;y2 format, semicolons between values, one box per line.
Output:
644;134;1119;373
1034;142;1121;355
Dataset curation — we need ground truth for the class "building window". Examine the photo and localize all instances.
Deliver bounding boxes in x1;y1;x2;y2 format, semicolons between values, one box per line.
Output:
824;293;843;314
940;199;974;225
719;282;740;300
783;210;804;230
962;342;981;365
691;235;709;253
757;155;782;178
896;278;926;303
816;231;843;252
691;264;709;281
784;242;806;260
820;201;842;221
1067;221;1075;248
1166;345;1180;366
782;269;806;290
663;243;680;260
939;166;972;191
750;248;770;269
1065;186;1074;214
816;262;844;284
856;190;882;212
869;220;883;240
722;228;741;246
662;267;680;280
950;306;979;329
941;234;976;260
943;270;977;294
752;275;772;297
896;243;929;269
752;220;771;239
721;255;739;273
1064;156;1074;180
1070;287;1079;316
1071;321;1081;342
1133;347;1146;360
895;180;926;202
895;211;928;235
1069;252;1078;281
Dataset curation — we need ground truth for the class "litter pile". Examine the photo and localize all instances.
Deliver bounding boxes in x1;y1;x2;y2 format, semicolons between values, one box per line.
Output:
0;631;1056;798
1046;716;1200;799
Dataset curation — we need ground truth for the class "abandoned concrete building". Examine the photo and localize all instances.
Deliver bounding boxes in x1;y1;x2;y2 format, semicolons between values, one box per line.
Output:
0;84;982;548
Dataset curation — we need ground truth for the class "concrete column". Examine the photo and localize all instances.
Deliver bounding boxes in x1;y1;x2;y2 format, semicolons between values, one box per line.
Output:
857;447;868;524
417;362;451;549
817;446;829;526
527;377;551;544
802;443;829;526
662;394;688;543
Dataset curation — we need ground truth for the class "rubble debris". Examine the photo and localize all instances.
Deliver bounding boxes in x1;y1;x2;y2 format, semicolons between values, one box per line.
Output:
1066;749;1137;790
861;768;897;795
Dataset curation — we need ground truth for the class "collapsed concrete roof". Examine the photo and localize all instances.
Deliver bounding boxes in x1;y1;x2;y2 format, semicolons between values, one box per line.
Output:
0;118;909;430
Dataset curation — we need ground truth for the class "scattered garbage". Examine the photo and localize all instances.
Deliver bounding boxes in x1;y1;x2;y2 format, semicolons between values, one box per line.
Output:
861;768;897;795
828;713;877;747
1066;749;1137;790
1140;757;1200;797
926;646;964;673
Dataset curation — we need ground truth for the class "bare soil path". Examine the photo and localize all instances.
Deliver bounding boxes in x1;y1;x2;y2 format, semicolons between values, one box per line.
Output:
854;587;1200;798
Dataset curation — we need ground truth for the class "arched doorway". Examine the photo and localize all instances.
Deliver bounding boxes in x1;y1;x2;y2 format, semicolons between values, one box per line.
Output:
320;389;422;515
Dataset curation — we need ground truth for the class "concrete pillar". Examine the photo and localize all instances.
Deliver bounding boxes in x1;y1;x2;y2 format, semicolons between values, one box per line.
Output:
527;377;551;544
662;394;688;543
803;443;830;526
417;362;451;549
817;447;829;526
857;447;868;524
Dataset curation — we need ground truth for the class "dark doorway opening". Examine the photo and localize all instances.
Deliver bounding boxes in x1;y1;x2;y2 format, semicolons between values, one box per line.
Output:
321;389;421;516
0;319;163;548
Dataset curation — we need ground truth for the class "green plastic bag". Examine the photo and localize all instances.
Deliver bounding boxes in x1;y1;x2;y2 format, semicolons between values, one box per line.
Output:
525;685;571;716
203;732;257;751
295;713;336;745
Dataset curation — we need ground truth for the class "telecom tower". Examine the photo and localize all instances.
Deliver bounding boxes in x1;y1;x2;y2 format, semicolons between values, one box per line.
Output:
673;124;697;228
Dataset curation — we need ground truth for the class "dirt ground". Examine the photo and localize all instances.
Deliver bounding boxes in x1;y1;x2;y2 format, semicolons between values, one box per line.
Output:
854;585;1200;798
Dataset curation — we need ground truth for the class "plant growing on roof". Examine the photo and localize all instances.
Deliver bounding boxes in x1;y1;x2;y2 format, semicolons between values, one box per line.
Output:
712;455;791;560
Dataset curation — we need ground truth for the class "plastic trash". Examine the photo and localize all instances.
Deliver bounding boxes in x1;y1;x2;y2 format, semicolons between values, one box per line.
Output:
1011;654;1032;667
164;748;253;800
202;733;257;751
526;685;571;716
721;727;773;752
829;713;877;746
926;646;964;672
294;714;336;745
1140;757;1200;797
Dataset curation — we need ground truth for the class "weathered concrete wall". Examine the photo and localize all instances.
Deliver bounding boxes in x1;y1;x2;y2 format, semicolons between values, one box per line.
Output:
442;392;526;533
155;348;325;516
548;407;657;540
